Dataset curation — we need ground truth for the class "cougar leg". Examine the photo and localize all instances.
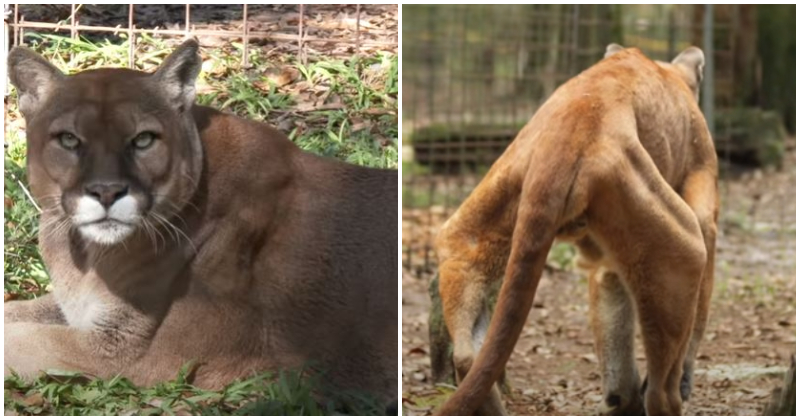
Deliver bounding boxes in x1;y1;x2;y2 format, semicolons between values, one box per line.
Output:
588;268;643;415
587;135;714;415
4;294;65;324
679;252;714;401
636;171;719;403
632;247;705;416
5;322;114;379
677;169;719;401
439;259;506;415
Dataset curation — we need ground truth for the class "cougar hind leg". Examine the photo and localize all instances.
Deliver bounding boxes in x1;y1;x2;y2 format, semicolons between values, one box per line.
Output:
678;255;714;401
588;267;644;415
645;256;713;403
635;171;719;406
678;170;719;402
439;259;507;415
632;244;705;416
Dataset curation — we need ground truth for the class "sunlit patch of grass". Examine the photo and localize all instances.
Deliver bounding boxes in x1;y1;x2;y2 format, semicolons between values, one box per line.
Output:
402;385;453;416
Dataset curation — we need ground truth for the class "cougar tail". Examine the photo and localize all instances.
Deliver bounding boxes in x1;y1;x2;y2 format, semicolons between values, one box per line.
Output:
437;155;581;415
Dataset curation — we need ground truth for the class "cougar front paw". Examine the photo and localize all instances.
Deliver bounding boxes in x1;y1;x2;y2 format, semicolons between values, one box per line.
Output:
4;300;35;324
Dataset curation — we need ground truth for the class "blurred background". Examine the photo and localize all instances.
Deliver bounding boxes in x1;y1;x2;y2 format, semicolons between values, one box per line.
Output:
402;4;795;416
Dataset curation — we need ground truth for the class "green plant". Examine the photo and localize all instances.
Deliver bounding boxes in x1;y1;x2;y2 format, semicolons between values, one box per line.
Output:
290;53;398;167
4;131;49;300
547;243;577;271
5;365;384;415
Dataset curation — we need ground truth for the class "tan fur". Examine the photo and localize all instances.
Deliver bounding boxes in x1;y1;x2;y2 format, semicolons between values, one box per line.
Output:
435;46;718;415
4;40;397;404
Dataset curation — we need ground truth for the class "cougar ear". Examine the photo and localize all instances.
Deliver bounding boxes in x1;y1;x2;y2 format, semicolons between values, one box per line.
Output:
671;46;704;101
8;46;65;119
604;43;625;59
153;38;202;112
672;46;705;85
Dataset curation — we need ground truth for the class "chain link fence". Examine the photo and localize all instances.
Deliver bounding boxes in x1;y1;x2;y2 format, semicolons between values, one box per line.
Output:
402;4;794;273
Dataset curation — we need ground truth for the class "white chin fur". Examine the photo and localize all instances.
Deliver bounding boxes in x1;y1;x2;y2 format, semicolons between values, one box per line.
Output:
79;222;136;245
73;195;140;245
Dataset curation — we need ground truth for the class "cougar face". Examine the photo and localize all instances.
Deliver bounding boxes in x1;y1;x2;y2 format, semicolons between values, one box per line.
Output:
12;44;203;245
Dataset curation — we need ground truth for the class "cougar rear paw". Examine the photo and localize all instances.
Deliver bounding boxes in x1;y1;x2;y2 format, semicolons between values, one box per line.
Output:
641;374;692;402
679;371;692;401
598;393;645;416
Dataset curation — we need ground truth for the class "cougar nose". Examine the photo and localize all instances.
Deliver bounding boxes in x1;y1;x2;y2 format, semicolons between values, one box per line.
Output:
85;182;129;208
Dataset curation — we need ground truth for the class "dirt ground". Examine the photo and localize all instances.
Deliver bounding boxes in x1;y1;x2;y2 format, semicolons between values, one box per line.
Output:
402;146;796;415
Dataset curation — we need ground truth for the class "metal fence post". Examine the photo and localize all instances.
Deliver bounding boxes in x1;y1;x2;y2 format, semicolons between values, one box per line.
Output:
6;5;395;51
702;4;715;139
128;4;135;68
242;4;249;68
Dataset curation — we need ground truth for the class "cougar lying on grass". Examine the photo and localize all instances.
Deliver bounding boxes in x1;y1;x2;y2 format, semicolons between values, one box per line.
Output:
435;44;718;415
4;39;397;407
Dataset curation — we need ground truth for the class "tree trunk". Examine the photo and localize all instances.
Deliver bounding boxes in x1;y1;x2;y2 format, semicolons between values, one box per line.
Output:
757;4;796;134
733;5;759;107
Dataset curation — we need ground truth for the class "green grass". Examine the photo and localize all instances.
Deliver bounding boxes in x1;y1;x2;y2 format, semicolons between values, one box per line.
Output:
547;243;577;271
5;365;384;416
14;33;398;168
4;131;50;300
4;33;395;415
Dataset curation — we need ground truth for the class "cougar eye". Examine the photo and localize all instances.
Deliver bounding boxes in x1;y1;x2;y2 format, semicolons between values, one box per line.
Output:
57;132;81;150
132;131;157;150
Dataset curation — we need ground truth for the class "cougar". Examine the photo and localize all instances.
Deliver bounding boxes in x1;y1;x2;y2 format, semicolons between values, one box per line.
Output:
435;44;718;415
5;39;398;408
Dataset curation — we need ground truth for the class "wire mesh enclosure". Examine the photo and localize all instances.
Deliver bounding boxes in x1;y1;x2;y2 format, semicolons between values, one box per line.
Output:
4;4;399;166
5;4;397;66
404;5;613;174
402;4;794;273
